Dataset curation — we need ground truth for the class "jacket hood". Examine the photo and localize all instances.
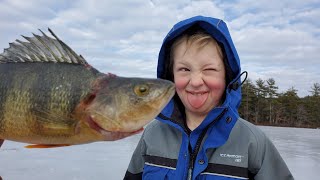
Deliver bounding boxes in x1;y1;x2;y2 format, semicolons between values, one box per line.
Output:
157;16;242;124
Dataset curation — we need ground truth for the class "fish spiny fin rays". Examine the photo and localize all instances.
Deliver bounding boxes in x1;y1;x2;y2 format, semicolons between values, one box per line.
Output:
0;28;89;65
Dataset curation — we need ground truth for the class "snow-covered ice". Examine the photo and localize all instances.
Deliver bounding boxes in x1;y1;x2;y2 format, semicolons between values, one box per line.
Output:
0;125;319;180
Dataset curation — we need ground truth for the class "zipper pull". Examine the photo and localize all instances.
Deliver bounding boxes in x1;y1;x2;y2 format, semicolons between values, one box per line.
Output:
187;167;193;180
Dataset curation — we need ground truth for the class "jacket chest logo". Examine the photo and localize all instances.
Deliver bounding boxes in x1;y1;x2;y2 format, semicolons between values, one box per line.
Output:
219;153;244;163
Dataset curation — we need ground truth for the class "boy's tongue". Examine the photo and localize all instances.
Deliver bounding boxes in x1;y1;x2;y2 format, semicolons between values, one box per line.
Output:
187;92;208;109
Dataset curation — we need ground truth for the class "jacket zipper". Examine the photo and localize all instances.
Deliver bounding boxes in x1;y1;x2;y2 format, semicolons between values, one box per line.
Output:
187;108;228;180
158;108;228;179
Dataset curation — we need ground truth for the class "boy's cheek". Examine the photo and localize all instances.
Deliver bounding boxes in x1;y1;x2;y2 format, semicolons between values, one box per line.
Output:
174;77;189;89
203;78;226;90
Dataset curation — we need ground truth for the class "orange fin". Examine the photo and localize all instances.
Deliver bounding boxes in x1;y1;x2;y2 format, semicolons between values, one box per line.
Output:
25;144;71;148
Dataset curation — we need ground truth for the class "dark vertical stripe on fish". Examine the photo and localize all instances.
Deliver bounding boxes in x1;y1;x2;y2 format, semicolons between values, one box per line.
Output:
27;63;78;133
29;63;54;132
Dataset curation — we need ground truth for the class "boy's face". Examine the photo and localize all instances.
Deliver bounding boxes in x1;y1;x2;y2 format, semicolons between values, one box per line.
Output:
173;40;226;116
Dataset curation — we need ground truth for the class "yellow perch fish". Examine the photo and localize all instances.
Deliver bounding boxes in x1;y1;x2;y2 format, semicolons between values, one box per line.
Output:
0;29;175;147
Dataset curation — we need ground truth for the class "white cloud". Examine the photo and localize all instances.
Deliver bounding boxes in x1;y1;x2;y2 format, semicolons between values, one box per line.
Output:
0;0;319;97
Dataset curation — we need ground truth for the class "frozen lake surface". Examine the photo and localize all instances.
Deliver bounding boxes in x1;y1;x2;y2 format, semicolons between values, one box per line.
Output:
0;125;319;180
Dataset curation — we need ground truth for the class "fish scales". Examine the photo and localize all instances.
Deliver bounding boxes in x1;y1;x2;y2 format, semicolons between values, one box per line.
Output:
0;63;99;142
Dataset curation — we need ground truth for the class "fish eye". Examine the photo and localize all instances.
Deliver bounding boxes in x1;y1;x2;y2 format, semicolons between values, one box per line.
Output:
134;84;150;96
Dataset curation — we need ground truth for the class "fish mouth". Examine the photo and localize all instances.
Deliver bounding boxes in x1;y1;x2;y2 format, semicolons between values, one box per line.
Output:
85;115;126;133
85;115;108;134
85;115;143;140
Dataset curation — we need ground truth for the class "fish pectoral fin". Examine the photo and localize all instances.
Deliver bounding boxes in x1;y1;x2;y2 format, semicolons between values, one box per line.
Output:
33;109;78;135
25;144;71;148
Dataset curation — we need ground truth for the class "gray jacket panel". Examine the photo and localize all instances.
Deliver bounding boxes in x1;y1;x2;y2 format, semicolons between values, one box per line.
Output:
126;119;294;179
206;119;294;179
127;120;182;173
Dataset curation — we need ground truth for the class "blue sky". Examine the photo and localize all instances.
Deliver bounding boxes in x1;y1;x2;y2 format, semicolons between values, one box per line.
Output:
0;0;319;97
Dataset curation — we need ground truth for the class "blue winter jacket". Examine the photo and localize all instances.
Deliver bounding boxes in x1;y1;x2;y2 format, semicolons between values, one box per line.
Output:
124;16;294;180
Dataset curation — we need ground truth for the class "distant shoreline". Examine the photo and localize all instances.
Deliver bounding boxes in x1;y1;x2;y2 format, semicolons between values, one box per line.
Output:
254;122;319;129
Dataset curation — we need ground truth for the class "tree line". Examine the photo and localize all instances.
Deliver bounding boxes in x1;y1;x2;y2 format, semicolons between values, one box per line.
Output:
238;78;320;128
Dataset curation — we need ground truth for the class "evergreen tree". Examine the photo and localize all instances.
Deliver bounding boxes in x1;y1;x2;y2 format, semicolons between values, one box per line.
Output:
238;77;319;128
266;78;279;124
239;79;256;121
254;79;268;124
310;83;320;97
278;87;299;126
305;83;320;126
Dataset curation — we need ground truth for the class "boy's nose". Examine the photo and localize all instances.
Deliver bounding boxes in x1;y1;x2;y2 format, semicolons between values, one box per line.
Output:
189;73;204;87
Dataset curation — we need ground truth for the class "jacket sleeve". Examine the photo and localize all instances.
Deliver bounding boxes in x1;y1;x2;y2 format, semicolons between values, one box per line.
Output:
123;132;146;180
249;131;294;180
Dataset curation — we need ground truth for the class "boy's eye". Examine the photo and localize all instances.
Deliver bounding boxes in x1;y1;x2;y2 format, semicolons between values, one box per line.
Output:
204;68;217;71
179;68;189;71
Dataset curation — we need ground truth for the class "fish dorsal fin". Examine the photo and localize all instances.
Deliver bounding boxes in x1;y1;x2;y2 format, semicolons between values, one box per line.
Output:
0;28;89;65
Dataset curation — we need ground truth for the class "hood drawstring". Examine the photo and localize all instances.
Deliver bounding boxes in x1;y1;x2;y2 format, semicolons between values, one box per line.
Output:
228;71;248;92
